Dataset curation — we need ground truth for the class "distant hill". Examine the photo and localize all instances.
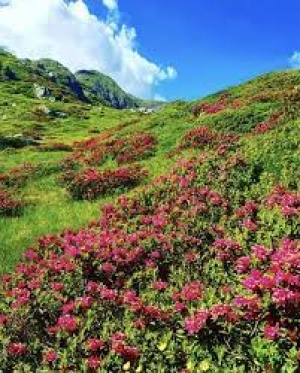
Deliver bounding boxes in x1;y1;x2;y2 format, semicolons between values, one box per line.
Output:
75;70;141;109
0;50;154;109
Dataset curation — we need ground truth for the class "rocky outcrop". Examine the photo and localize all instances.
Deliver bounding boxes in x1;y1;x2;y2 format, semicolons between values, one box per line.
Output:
0;134;40;149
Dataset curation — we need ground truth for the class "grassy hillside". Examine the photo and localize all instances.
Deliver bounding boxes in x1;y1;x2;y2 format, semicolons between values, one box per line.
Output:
0;68;299;372
0;50;148;109
0;50;84;103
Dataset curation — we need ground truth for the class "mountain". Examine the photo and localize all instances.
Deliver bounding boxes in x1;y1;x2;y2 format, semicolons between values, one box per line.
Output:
0;50;149;108
0;49;85;102
75;69;141;109
26;58;88;102
0;63;299;372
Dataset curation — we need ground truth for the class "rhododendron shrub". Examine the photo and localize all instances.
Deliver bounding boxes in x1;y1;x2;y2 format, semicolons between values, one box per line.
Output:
61;164;148;200
178;125;239;157
0;162;63;189
0;151;299;371
180;126;218;148
0;163;36;188
264;185;300;218
252;112;283;134
66;132;157;168
190;92;250;119
0;189;24;217
110;132;157;165
191;93;231;117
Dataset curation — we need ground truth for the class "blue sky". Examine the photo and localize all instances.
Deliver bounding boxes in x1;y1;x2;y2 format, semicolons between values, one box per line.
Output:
0;0;299;100
90;0;300;100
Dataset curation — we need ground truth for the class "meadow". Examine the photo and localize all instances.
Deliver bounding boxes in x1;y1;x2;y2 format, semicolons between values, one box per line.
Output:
0;68;299;371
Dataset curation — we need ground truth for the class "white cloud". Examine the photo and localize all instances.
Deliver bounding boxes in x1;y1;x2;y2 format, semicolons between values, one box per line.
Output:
0;0;176;99
102;0;118;11
289;51;300;68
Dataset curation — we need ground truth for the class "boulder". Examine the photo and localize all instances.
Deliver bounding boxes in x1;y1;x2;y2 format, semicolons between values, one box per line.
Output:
0;134;40;149
33;83;51;99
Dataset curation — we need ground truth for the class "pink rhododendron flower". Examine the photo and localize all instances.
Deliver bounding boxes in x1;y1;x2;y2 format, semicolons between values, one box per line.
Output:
184;310;210;335
87;357;102;370
43;350;58;363
86;338;105;352
7;343;27;355
264;325;280;340
235;256;251;273
152;280;168;291
57;314;78;333
181;281;203;302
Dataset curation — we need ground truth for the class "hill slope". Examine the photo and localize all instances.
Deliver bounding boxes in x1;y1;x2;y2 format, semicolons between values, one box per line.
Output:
0;68;299;372
75;70;141;109
0;50;146;108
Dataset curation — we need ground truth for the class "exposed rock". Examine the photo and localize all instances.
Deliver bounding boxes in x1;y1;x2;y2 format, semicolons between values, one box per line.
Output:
55;111;68;118
34;83;51;99
0;134;40;149
37;105;68;118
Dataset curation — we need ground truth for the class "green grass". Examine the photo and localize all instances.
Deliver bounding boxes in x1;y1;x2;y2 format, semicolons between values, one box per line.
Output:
0;174;114;272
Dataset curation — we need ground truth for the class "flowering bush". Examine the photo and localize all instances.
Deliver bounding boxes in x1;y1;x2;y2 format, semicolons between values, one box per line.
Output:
61;164;148;200
109;133;157;165
252;112;283;134
180;126;218;148
0;188;24;217
0;146;299;371
177;125;239;159
191;93;230;117
0;162;63;188
264;185;300;217
191;92;248;118
0;163;36;188
234;238;300;341
191;101;226;116
0;163;62;217
67;132;157;168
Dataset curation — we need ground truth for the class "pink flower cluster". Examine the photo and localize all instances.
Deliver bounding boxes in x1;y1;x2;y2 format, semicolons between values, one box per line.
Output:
173;281;204;303
184;310;210;334
0;188;24;217
235;239;300;336
265;185;300;217
252;112;283;134
68;131;157;168
61;164;148;200
0;144;298;370
178;125;239;158
191;93;231;117
213;238;241;261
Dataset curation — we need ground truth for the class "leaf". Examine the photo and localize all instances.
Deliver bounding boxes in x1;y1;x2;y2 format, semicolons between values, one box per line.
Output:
157;340;168;352
123;361;131;371
198;360;211;372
